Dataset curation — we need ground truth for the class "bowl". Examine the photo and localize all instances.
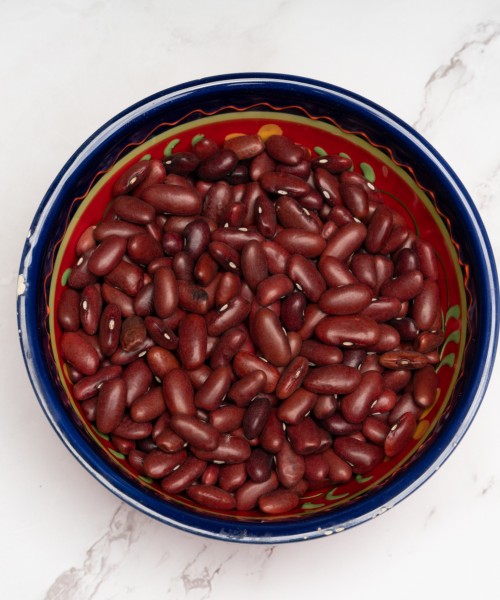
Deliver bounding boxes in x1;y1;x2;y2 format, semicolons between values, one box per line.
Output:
17;73;498;543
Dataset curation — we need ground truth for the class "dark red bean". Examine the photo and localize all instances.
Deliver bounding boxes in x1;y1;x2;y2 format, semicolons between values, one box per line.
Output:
228;370;267;407
312;153;353;174
313;168;342;205
322;448;353;483
61;332;99;376
73;365;123;402
259;489;299;515
318;256;357;288
384;412;417;457
318;284;372;315
276;439;305;488
260;409;286;454
96;378;127;433
235;471;279;511
365;205;393;253
242;396;272;439
287;417;324;455
341;371;384;424
253;307;292;367
105;261;144;297
122;359;153;406
275;229;326;258
160;457;207;494
303;364;361;394
380;270;424;302
143;449;187;479
198;149;238;181
88;236;127;277
218;462;247;492
223;134;265;160
191;434;251;464
209;404;245;433
112;161;151;197
141;184;202;215
379;350;429;370
281;292;306;332
322;222;367;261
206;295;250;337
247;447;273;482
413;364;438;408
277;388;316;424
315;315;380;348
333;437;384;475
170;414;220;451
413;238;439;280
162;368;196;416
57;288;81;332
276;196;321;233
287;254;326;302
266;135;303;165
120;315;147;353
113;195;156;224
130;386;165;422
275;356;309;400
177;314;207;370
194;366;232;411
412;279;440;330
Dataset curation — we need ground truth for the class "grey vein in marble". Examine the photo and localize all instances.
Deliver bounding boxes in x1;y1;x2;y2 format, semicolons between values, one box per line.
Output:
413;21;500;133
44;504;140;600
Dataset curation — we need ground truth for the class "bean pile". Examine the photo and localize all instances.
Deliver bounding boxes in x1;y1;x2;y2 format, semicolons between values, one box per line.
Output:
57;131;444;515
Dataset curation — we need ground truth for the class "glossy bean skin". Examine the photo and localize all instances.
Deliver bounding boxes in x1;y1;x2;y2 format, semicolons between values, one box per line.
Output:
141;184;202;215
112;161;151;197
300;339;343;366
242;396;272;439
315;315;380;348
303;364;361;394
384;412;417;457
413;364;439;408
170;414;220;451
162;368;196;416
412;279;440;330
61;332;100;376
88;235;127;277
191;434;251;464
341;371;384;424
218;462;247;492
275;229;326;258
206;296;250;337
178;314;207;370
96;378;127;434
280;292;306;331
198;148;238;181
73;365;122;402
247;447;274;482
266;135;303;165
380;270;424;302
276;440;305;488
160;457;207;494
413;238;439;280
256;274;294;306
275;356;309;400
210;405;245;433
277;388;317;424
318;284;372;315
143;449;187;479
57;288;81;332
258;489;300;515
253;308;292;367
130;386;165;422
287;417;325;455
287;254;326;302
260;409;286;454
333;436;384;475
322;222;367;261
240;240;269;290
235;471;279;511
122;359;153;406
194;366;232;411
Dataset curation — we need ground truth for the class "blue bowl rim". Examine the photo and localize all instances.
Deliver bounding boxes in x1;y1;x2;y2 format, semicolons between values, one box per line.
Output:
17;72;499;543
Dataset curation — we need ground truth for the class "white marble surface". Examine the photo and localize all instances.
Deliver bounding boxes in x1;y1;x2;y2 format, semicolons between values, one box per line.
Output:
2;1;500;598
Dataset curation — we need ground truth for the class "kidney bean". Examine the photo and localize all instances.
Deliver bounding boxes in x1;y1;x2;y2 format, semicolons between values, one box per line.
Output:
343;349;367;369
158;456;206;495
303;452;330;482
143;449;187;479
318;256;357;289
73;365;122;402
315;315;380;348
246;447;273;483
143;316;177;350
110;434;135;455
112;416;152;440
369;388;398;414
130;386;165;422
241;396;271;440
313;168;342;206
280;292;306;332
276;439;305;488
127;233;163;265
209;405;245;433
265;135;302;165
261;240;290;274
321;412;362;436
388;392;422;425
287;417;324;455
380;270;424;302
311;394;337;420
208;327;245;369
191;434;251;464
105;261;144;297
127;448;146;473
275;229;326;258
366;323;400;352
214;272;242;307
333;436;384;475
379;350;429;370
221;134;263;160
112;161;151;197
362;416;390;446
177;281;210;314
162;368;196;416
239;240;268;292
254;194;276;238
412;279;440;330
122;359;153;406
383;369;412;392
76;226;97;256
58;288;81;332
349;253;376;290
227;370;266;407
389;317;419;341
151;267;178;319
235;471;279;511
384;412;417;457
68;250;98;290
61;332;99;376
176;314;207;370
318;283;372;316
322;221;367;262
312;153;352;173
112;195;156;225
87;236;127;277
218;462;247;492
413;364;438;408
341;371;384;424
276;196;321;233
170;414;220;451
413;238;439;280
198;149;238;182
259;489;300;515
277;387;316;424
141;183;202;215
365;205;393;253
414;330;444;353
321;448;353;483
287;254;326;302
253;307;291;367
119;315;146;353
96;378;126;434
275;356;309;400
206;295;250;337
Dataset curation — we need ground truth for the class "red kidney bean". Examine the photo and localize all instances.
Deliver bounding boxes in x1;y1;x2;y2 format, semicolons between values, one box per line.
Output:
257;409;284;454
369;388;398;414
303;364;361;395
287;254;326;302
365;205;393;253
276;439;305;488
228;370;266;407
362;416;390;445
170;414;220;451
130;386;165;422
76;226;97;256
206;295;250;337
152;267;178;318
316;315;380;348
384;412;417;457
112;161;151;197
318;256;357;288
303;452;330;482
275;356;309;400
87;235;127;277
361;297;402;323
160;457;207;495
313;168;342;205
280;292;306;332
253;307;291;367
240;241;269;292
287;417;324;455
275;229;326;258
380;270;424;302
218;462;247;492
122;359;153;406
143;449;187;479
247;447;273;483
312;153;352;173
112;416;152;440
57;288;81;332
277;388;316;424
235;471;279;511
191;434;251;464
318;283;372;315
350;253;377;289
209;404;245;433
93;221;145;242
255;194;277;237
260;171;310;198
413;364;438;408
254;274;293;306
163;151;200;176
105;261;144;297
61;332;100;376
322;412;361;436
223;134;264;160
112;195;156;225
242;396;272;439
383;369;412;392
96;378;127;434
412;279;440;330
333;436;384;475
198;149;238;181
68;251;98;290
366;323;400;352
215;272;242;307
258;489;300;515
194;366;231;411
259;240;288;275
120;315;147;352
127;233;163;264
177;314;207;370
209;326;246;369
320;448;352;483
141;183;202;215
322;221;367;261
276;196;321;233
379;350;429;370
414;330;444;353
343;348;367;369
341;371;384;424
312;394;338;420
413;238;439;280
265;135;302;165
394;248;419;275
389;317;419;341
73;365;122;401
388;392;422;425
162;368;196;416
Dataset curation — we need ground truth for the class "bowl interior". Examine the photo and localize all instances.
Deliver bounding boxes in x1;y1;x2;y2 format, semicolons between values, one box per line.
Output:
44;105;468;522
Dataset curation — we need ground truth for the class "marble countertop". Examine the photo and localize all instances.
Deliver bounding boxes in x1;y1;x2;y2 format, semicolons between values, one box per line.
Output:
2;1;500;598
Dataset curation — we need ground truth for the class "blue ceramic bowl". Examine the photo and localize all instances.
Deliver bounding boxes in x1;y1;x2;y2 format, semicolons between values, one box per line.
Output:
17;73;498;543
